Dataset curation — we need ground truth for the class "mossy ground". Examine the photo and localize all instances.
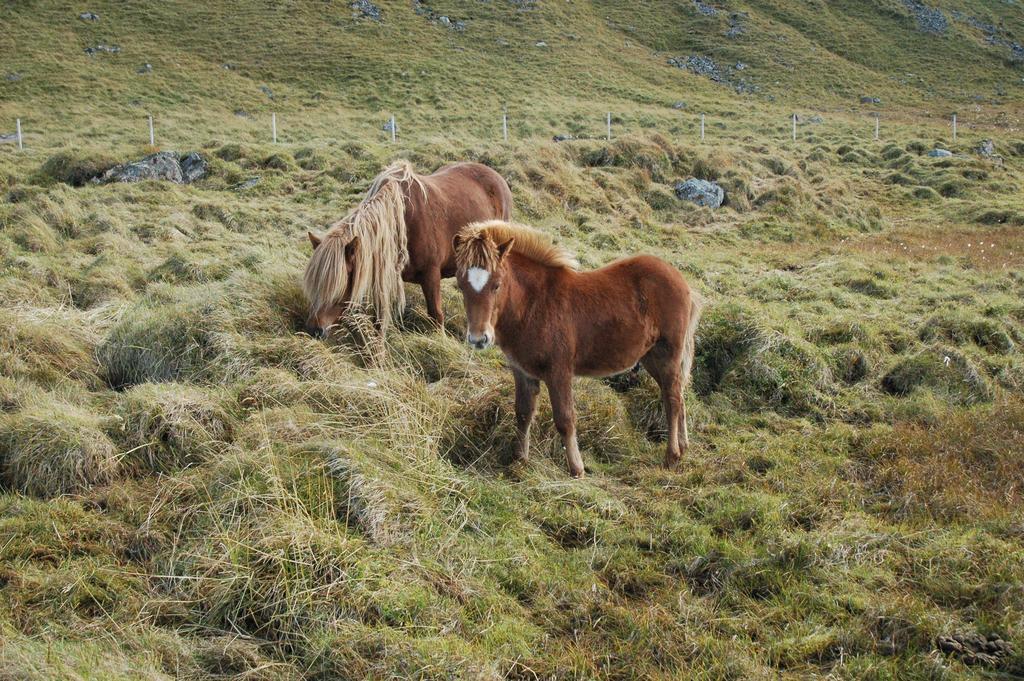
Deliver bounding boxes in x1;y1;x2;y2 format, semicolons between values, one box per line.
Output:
2;1;1024;679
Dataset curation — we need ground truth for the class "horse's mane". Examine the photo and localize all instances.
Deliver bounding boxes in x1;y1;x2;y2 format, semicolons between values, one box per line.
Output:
455;220;579;274
302;161;426;329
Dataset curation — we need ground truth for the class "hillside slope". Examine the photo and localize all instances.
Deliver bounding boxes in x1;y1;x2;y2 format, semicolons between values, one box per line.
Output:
2;1;1024;680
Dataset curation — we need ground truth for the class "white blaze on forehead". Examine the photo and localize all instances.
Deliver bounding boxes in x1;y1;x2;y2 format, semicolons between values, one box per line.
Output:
467;267;490;292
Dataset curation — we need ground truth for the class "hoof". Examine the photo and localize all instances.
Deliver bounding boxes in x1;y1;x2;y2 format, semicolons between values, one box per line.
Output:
569;468;585;479
663;455;681;470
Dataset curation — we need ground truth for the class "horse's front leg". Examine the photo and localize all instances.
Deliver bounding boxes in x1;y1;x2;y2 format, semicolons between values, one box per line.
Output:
420;267;444;328
512;368;540;463
546;372;584;478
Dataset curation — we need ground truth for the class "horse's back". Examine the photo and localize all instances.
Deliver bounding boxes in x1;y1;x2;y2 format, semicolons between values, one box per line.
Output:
428;162;512;219
405;162;512;276
592;254;690;300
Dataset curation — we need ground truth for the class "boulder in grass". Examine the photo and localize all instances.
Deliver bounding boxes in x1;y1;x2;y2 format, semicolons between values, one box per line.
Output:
95;151;209;184
179;152;210;184
675;178;725;208
928;148;953;158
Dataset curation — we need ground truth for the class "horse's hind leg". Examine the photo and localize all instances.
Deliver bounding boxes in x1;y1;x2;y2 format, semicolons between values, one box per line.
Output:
641;342;684;469
546;372;585;478
512;368;540;463
420;267;444;328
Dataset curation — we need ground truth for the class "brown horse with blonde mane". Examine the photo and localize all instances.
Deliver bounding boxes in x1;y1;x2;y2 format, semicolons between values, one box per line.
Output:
453;220;703;477
304;161;512;335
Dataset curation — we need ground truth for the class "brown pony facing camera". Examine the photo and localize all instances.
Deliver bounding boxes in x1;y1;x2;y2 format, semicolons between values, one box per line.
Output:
453;220;702;477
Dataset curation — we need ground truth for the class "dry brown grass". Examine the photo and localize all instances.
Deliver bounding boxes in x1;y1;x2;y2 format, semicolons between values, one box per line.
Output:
862;397;1024;522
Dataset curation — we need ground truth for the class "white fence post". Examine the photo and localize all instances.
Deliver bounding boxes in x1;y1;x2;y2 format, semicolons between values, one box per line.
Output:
792;113;797;142
606;112;611;141
503;111;508;142
875;115;879;141
952;113;957;142
272;113;277;144
700;113;705;141
16;118;23;151
391;115;396;143
148;115;154;146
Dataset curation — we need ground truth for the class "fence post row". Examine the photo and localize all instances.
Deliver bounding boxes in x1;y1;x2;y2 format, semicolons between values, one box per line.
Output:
3;111;985;153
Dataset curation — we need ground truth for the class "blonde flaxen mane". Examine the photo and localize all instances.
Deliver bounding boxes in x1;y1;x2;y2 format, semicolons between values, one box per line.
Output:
303;161;426;329
455;220;579;274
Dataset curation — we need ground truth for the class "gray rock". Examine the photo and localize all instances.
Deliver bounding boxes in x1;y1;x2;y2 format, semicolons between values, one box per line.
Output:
672;101;687;109
725;12;746;37
668;54;759;94
675;178;725;208
79;11;99;20
97;152;183;184
233;109;251;118
351;0;382;21
976;139;995;157
805;114;824;124
382;118;396;133
552;134;575;142
222;63;236;70
84;44;121;55
260;85;274;99
231;177;261;191
0;133;17;145
4;72;21;82
439;15;451;25
137;63;152;74
902;0;948;34
95;151;209;185
535;41;547;47
179;152;209;183
693;0;718;16
860;96;881;104
928;148;953;157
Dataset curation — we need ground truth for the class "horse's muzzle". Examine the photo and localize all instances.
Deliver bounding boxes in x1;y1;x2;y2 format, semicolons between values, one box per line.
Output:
467;331;492;350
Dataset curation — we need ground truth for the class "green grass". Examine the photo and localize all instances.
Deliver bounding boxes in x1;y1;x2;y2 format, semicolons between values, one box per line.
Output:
2;1;1024;679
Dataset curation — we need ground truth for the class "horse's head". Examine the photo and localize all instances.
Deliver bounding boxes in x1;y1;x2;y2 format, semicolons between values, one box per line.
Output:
302;230;360;338
453;231;515;350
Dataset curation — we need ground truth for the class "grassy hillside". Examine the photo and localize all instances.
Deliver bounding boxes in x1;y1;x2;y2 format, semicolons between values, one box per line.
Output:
2;1;1024;679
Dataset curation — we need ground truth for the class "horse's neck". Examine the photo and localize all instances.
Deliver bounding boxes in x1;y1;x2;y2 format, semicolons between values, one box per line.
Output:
497;257;554;335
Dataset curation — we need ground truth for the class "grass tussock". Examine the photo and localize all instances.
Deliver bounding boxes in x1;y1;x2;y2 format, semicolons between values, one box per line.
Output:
0;398;120;497
116;382;235;473
35;151;119;187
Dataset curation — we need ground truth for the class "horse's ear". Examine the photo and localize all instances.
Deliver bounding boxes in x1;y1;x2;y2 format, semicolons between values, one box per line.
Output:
452;233;464;251
496;238;515;260
345;236;359;263
308;231;322;250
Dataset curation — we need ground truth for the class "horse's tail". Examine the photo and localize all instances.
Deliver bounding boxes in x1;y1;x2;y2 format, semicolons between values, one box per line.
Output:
681;287;703;388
